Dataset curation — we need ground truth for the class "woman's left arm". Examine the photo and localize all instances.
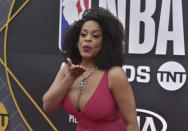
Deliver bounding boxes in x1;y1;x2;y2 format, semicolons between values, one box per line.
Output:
109;67;139;131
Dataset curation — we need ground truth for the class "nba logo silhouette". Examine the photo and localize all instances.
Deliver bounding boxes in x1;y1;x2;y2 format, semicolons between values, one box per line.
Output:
59;0;91;50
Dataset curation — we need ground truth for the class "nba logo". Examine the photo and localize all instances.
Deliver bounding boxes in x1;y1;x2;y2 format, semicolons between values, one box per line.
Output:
58;0;91;50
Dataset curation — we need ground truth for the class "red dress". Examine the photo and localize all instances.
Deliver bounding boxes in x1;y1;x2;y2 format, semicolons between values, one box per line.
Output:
62;70;126;131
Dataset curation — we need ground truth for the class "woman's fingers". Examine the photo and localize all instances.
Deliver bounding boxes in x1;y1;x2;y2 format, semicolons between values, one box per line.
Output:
67;58;72;67
80;66;86;71
72;66;86;73
66;58;87;78
69;65;86;78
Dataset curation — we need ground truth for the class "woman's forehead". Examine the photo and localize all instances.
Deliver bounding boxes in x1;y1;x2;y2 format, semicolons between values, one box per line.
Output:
81;20;102;31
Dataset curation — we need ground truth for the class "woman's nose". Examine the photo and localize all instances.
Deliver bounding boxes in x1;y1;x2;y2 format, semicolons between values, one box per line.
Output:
85;34;92;42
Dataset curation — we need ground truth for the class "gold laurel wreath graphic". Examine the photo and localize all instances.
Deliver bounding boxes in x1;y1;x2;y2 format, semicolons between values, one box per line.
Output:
0;0;58;130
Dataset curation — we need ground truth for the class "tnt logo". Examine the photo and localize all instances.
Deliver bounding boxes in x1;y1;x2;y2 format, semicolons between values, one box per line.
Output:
59;0;91;50
0;103;8;131
157;61;187;91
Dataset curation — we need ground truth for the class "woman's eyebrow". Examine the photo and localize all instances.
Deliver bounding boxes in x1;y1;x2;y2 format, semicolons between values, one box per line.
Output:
81;28;102;32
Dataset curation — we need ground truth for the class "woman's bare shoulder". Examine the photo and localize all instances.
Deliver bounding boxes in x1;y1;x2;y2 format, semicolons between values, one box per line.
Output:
108;66;126;78
108;66;128;90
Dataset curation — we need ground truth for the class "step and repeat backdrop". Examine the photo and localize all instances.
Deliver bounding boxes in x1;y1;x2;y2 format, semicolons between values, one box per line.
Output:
0;0;187;130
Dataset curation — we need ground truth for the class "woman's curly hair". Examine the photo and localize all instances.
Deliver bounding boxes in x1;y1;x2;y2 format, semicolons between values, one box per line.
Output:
62;7;126;70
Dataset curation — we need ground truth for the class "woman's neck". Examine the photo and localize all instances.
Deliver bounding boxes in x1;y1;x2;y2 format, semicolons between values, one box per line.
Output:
81;59;94;69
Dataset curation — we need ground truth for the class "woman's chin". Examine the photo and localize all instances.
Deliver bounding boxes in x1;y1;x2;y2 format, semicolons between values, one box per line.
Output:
81;54;94;60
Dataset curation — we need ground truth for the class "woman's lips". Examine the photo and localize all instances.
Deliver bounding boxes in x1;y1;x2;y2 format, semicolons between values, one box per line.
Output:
82;45;92;51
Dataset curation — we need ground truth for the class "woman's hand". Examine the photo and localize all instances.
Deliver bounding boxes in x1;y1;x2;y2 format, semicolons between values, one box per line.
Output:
42;58;86;112
67;58;86;79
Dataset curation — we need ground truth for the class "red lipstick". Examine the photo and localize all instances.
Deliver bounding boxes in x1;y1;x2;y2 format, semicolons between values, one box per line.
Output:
82;45;92;51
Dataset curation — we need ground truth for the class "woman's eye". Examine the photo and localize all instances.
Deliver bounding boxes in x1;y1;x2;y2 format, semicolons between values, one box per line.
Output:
93;34;99;38
80;33;86;37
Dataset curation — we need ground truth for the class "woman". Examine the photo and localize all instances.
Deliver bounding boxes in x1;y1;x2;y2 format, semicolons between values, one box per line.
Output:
42;7;139;131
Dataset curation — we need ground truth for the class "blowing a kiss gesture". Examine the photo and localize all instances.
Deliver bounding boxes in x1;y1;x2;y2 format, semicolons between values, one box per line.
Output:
42;57;86;112
66;58;86;79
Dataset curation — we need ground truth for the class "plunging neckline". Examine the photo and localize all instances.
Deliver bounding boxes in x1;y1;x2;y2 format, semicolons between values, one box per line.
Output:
67;71;106;113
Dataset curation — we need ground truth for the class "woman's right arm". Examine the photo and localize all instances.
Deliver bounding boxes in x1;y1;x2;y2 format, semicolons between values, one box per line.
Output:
42;58;86;112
